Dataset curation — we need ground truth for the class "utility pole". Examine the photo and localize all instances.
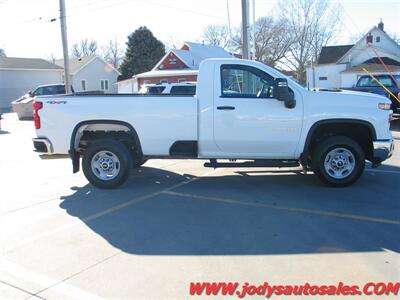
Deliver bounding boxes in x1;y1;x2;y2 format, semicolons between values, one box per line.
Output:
241;0;249;59
59;0;71;93
252;0;255;60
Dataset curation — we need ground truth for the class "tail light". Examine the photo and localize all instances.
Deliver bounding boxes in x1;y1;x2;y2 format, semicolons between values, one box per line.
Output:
33;101;43;129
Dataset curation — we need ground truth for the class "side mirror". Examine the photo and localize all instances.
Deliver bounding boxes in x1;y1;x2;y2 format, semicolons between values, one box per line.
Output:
28;90;33;97
274;78;296;109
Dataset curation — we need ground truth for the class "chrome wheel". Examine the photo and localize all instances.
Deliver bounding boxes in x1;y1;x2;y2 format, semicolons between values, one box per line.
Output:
324;147;356;179
91;150;120;181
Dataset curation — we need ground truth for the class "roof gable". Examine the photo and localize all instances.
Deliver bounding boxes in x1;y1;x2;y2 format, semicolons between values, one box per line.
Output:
55;55;120;75
337;26;400;64
154;51;191;70
0;57;63;70
317;23;400;66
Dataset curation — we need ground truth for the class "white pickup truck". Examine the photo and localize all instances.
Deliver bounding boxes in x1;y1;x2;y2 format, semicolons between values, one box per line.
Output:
32;58;394;188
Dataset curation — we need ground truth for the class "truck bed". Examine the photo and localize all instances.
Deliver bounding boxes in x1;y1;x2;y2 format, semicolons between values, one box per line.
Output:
36;94;198;155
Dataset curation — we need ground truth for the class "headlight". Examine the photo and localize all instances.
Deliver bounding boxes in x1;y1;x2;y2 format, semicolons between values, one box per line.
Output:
378;103;391;110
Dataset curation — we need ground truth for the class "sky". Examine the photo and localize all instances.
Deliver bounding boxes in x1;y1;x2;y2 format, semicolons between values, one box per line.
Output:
0;0;399;59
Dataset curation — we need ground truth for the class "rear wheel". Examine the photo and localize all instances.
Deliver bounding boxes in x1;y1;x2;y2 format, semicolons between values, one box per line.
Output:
82;139;132;189
132;156;147;168
312;136;365;187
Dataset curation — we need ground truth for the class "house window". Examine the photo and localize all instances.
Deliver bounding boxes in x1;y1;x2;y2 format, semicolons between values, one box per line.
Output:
178;78;186;83
81;79;86;91
100;79;109;91
376;36;380;42
169;58;177;64
319;76;328;81
143;80;151;85
160;79;168;84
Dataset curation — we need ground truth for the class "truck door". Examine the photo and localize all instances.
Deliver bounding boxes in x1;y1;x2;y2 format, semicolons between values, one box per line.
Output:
213;64;302;158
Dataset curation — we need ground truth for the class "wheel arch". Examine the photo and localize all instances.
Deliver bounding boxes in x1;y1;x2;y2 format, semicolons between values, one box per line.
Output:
300;119;376;165
69;120;142;173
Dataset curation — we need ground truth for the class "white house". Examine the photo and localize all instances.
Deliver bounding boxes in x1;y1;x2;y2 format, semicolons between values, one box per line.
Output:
306;21;400;89
55;55;120;93
0;57;63;111
117;42;234;93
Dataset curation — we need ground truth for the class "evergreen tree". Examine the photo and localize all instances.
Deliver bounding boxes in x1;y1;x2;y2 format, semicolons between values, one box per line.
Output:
119;27;165;79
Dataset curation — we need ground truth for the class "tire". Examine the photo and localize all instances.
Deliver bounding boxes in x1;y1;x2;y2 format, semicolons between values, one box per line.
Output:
82;139;132;189
132;156;147;168
312;136;365;187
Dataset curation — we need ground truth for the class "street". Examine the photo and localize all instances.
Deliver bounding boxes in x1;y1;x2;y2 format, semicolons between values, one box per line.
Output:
0;112;399;299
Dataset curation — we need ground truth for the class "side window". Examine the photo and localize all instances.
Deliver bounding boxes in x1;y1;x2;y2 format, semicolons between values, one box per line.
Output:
147;86;166;94
54;85;66;94
357;77;371;87
170;85;196;95
378;76;393;87
221;65;274;98
33;87;43;96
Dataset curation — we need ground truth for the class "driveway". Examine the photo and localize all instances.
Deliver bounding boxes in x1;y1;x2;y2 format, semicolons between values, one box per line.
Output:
0;113;399;299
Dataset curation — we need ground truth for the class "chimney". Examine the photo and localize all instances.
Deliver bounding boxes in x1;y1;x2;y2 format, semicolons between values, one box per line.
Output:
378;19;384;31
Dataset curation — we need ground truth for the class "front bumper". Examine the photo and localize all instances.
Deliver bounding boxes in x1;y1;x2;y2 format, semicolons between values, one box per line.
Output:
372;139;394;166
33;138;53;154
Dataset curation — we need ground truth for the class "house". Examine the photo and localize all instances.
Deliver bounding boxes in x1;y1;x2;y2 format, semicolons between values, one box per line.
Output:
117;42;235;93
55;55;120;93
306;21;400;89
0;57;63;111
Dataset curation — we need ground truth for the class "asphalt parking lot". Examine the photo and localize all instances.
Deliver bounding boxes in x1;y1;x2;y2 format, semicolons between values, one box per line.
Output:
0;112;399;299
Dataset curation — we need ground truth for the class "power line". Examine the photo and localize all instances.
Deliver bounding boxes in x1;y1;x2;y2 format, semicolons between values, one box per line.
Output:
10;0;128;26
143;0;239;22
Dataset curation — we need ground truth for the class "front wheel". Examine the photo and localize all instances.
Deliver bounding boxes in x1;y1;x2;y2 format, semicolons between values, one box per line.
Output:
82;139;132;189
312;136;365;187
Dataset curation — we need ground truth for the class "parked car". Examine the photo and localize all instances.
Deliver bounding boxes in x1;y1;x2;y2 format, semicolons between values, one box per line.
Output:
344;74;400;114
12;84;72;120
32;58;393;188
139;82;196;95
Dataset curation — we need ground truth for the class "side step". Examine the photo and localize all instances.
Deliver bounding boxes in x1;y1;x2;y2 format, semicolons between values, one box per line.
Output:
204;159;300;168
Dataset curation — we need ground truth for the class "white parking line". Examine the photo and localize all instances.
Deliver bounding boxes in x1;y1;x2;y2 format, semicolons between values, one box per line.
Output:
0;259;107;300
163;191;400;225
3;170;218;254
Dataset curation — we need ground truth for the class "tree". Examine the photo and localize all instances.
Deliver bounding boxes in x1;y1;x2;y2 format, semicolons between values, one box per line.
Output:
202;24;231;49
278;0;341;84
71;38;98;58
227;17;293;67
388;32;400;45
0;48;5;57
102;39;124;68
119;26;165;80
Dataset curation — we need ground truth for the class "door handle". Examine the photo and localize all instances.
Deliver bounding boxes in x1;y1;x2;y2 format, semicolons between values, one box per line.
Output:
217;106;235;110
